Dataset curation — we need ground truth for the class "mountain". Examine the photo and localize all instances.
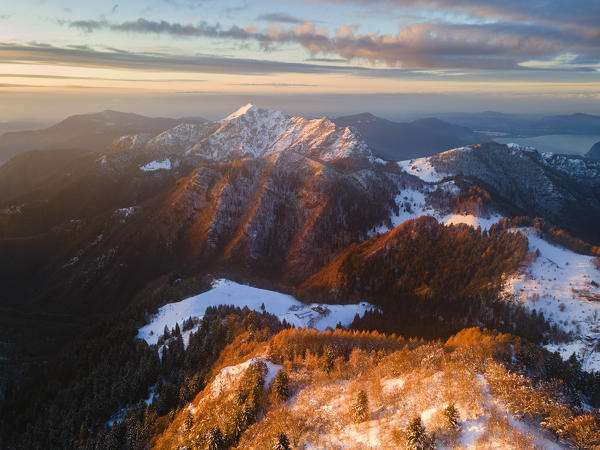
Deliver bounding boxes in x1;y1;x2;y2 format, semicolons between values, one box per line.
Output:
2;106;599;316
0;104;403;314
0;110;207;165
332;112;487;160
2;104;600;448
586;141;600;160
540;112;600;134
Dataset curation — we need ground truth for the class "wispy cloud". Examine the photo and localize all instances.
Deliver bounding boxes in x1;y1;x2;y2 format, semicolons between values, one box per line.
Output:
0;73;208;82
255;12;304;24
230;82;318;86
0;42;482;78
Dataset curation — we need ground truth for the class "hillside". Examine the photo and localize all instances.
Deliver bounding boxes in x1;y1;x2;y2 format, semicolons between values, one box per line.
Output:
5;305;597;449
399;143;600;245
154;327;590;449
587;142;600;160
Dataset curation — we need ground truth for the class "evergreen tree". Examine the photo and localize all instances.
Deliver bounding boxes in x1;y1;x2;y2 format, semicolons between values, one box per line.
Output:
273;369;289;402
350;390;369;423
205;427;225;450
184;411;194;431
320;345;335;372
442;403;460;430
272;431;291;450
405;416;434;450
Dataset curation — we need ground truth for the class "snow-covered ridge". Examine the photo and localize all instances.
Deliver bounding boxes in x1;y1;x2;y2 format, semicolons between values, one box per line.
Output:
136;279;376;346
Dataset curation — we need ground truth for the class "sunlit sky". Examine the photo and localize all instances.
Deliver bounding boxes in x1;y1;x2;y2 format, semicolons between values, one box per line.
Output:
1;0;600;121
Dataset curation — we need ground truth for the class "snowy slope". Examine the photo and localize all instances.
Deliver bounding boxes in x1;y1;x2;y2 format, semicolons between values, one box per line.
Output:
503;229;600;371
398;156;448;182
137;279;375;346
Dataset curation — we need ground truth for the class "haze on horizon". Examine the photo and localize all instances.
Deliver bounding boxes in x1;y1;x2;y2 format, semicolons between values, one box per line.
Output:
1;0;600;121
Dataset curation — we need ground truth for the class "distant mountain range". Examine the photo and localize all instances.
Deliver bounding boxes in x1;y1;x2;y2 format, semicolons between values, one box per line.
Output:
332;112;487;160
435;111;600;137
0;110;207;165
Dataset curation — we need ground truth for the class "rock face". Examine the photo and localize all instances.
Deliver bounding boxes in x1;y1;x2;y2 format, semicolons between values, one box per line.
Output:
586;141;600;160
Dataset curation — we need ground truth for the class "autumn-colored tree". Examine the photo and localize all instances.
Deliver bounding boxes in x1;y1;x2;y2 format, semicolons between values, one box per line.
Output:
565;415;600;449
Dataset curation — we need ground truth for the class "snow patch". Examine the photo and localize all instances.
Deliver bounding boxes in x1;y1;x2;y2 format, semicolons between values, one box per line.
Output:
209;357;282;398
140;158;172;171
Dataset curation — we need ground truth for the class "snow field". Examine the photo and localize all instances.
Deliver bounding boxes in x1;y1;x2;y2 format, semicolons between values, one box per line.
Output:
136;279;376;347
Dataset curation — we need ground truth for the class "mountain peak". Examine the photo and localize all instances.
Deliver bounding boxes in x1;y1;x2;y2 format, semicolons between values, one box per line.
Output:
224;103;257;121
222;104;290;124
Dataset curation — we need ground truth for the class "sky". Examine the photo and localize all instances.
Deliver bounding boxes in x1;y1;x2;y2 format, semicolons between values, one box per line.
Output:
1;0;600;121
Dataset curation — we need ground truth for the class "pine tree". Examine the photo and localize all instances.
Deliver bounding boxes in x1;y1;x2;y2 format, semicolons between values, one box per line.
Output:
320;345;335;372
273;369;289;402
184;411;194;431
443;403;460;430
272;432;291;450
405;416;434;450
350;390;369;423
205;427;225;450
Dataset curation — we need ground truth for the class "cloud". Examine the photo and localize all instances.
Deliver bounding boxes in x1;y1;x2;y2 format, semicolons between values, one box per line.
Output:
304;0;600;30
255;13;304;24
0;73;208;82
67;17;600;71
0;42;487;79
230;82;318;86
306;57;347;63
70;19;109;33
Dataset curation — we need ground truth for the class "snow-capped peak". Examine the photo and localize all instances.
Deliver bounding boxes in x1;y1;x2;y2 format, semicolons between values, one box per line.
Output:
108;104;373;165
223;103;256;121
219;103;289;126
